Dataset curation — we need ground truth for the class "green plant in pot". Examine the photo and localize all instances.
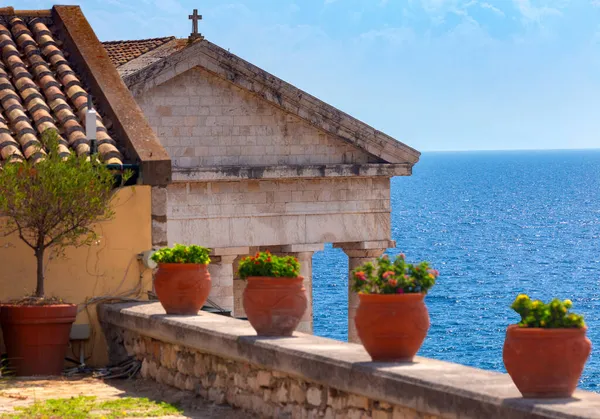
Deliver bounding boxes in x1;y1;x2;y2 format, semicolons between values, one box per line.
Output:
351;253;439;362
238;250;306;336
0;130;125;376
151;244;212;315
503;294;591;398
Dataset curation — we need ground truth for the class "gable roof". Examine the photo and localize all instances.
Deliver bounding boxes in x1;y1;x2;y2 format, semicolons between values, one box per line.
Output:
103;37;175;68
0;6;171;185
103;37;421;166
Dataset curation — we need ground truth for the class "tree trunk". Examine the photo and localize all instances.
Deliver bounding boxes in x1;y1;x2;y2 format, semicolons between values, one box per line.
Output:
35;247;45;298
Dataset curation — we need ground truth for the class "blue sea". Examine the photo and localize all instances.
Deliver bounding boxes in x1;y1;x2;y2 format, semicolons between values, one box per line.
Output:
312;150;600;392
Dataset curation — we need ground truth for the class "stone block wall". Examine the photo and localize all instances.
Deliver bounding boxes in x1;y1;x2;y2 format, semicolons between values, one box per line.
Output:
100;303;600;419
122;329;436;419
135;67;377;169
167;178;391;248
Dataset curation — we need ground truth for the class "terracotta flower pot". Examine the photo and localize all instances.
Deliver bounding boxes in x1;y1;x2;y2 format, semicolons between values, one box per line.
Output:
355;293;430;362
243;276;307;336
503;325;591;398
154;263;211;315
0;304;77;376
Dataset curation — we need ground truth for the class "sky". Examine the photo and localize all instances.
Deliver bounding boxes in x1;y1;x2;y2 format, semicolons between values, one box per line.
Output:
14;0;600;151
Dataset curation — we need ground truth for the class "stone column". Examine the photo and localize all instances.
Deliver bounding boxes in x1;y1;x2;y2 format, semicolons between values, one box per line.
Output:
151;186;168;249
208;247;249;312
335;241;395;343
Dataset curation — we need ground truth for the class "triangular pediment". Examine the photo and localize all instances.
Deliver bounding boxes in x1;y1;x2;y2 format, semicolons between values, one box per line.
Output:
111;38;420;167
135;66;385;169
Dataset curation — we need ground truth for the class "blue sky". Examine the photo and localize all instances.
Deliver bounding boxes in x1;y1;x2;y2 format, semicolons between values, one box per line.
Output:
18;0;600;151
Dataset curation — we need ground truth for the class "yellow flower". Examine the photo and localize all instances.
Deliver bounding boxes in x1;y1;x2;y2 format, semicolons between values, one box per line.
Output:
540;320;546;326
516;294;529;302
532;301;540;308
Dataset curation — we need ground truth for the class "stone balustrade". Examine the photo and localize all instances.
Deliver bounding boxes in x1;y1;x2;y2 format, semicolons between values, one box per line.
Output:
99;302;600;419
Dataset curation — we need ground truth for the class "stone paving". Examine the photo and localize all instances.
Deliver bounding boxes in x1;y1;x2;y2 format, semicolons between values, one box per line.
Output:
0;376;256;418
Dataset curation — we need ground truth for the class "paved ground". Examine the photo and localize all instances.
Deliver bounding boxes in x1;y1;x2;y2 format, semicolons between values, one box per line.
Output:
0;376;257;418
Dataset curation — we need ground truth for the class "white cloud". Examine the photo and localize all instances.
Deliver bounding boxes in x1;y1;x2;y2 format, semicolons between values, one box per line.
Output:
359;27;415;45
512;0;563;24
480;2;506;16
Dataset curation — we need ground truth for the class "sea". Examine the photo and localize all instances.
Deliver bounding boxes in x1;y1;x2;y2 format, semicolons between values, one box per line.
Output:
312;150;600;392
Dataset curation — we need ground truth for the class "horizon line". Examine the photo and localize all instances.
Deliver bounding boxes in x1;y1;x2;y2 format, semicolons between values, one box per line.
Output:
420;147;600;153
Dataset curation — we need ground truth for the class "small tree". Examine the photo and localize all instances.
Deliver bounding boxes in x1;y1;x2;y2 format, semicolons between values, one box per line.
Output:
0;130;125;299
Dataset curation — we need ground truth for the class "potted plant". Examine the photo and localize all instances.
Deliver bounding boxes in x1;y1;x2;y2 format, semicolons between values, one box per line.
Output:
351;253;439;362
238;250;306;336
503;294;591;398
151;244;212;315
0;130;125;376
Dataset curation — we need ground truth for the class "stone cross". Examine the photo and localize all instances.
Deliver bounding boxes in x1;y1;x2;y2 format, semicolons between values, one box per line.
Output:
188;9;202;41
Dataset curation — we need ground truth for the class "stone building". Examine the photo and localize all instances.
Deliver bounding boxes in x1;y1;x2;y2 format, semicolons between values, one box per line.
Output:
104;31;420;340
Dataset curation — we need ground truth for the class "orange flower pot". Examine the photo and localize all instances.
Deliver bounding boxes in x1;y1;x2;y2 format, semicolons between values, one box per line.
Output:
154;263;211;315
355;293;430;362
243;276;307;336
0;304;77;376
503;325;591;398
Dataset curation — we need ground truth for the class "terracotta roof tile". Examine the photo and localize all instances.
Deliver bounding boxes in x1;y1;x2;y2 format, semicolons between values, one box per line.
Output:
102;37;175;68
0;13;123;165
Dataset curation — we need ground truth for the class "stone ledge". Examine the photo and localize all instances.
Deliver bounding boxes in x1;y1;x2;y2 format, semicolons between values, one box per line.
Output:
172;164;411;182
99;302;600;419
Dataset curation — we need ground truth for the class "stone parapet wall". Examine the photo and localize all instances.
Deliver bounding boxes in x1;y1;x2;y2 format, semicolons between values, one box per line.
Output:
124;330;430;419
99;302;600;419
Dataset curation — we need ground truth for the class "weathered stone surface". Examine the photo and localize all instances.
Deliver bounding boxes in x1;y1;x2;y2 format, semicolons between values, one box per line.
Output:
176;354;195;375
256;371;272;388
184;376;199;392
392;406;420;419
99;302;600;419
208;388;226;404
306;387;323;407
156;366;174;387
274;385;288;404
173;372;187;390
373;409;392;419
290;382;305;404
348;394;370;410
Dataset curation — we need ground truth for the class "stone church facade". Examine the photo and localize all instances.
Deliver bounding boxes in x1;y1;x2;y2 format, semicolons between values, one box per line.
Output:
104;35;420;340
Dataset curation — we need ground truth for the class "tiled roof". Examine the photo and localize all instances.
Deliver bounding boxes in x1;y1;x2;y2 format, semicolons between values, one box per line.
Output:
102;37;175;68
0;13;123;165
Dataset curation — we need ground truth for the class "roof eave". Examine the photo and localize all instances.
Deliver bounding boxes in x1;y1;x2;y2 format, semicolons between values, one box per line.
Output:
52;5;171;186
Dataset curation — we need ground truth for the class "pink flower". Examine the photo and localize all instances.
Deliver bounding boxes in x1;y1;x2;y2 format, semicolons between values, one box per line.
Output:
382;254;389;260
396;288;405;294
427;269;440;278
399;253;406;260
388;279;398;287
404;275;410;280
355;271;366;281
382;270;395;279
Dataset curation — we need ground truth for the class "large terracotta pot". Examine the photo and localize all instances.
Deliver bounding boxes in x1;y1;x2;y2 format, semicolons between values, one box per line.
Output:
243;276;307;336
503;325;591;398
0;304;77;376
355;293;429;362
154;263;211;315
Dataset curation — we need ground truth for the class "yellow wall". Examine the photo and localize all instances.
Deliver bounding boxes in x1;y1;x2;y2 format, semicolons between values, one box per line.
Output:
0;185;153;366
